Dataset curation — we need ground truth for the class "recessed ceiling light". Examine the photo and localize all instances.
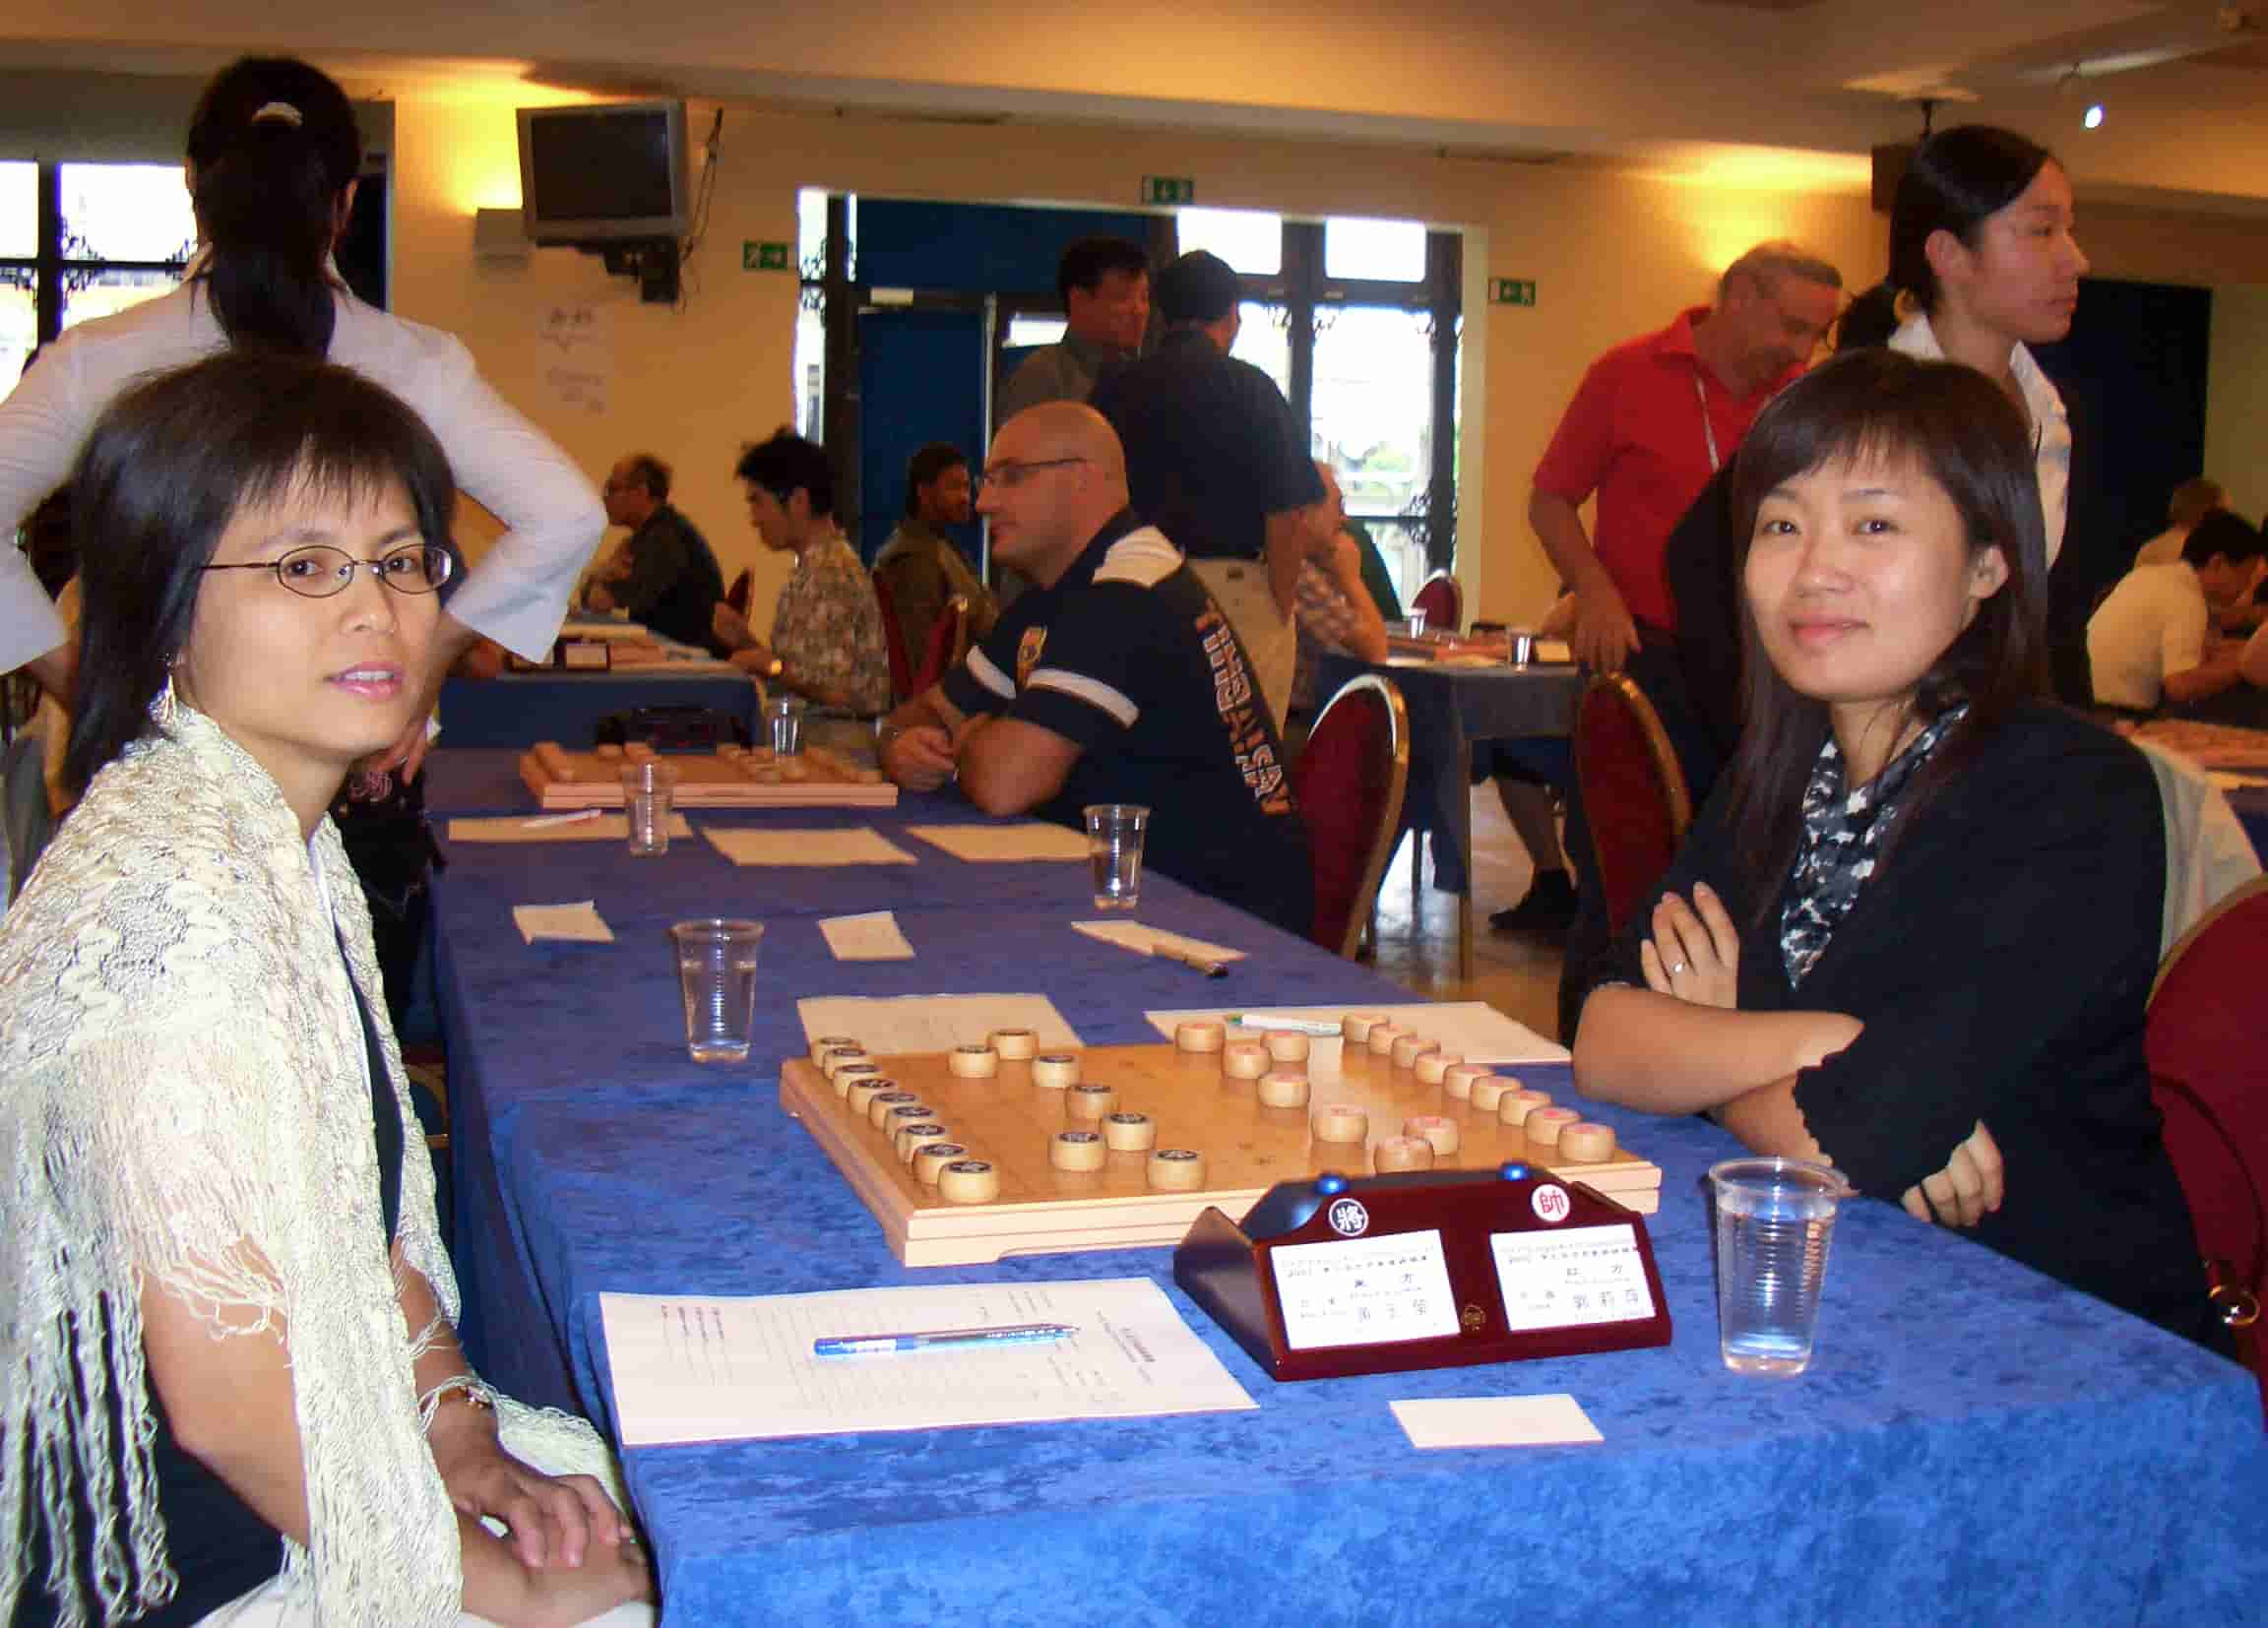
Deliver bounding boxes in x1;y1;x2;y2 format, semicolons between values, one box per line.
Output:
2083;103;2106;129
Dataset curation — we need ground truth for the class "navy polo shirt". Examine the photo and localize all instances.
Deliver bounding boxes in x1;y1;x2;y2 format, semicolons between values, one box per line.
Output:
941;511;1312;937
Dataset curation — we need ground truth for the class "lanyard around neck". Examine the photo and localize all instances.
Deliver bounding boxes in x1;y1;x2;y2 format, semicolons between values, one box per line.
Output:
1693;371;1722;473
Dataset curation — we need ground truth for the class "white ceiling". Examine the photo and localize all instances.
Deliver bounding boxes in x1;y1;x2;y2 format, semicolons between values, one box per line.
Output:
0;0;2261;209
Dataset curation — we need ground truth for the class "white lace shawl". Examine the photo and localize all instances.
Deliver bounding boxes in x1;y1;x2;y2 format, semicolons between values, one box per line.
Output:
0;703;604;1626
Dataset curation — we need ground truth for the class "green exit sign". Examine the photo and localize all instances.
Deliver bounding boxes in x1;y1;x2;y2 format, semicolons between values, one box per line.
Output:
1490;278;1537;307
743;241;792;272
1141;176;1196;206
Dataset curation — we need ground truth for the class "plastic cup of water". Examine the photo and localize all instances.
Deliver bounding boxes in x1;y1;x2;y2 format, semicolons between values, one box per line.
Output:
1405;609;1428;639
766;695;805;758
618;762;677;856
1083;803;1149;912
1708;1156;1850;1376
1506;630;1535;668
669;918;765;1065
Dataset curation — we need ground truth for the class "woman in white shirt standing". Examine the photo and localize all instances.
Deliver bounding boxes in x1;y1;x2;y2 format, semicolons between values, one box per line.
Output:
0;55;602;759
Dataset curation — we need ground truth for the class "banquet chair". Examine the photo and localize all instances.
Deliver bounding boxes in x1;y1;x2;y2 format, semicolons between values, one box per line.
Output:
908;595;972;697
1292;672;1409;959
724;569;753;616
870;573;916;702
2146;874;2268;1416
1411;571;1462;634
1574;670;1692;938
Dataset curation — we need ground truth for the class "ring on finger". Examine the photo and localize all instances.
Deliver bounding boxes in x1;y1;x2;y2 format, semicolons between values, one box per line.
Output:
1669;960;1686;975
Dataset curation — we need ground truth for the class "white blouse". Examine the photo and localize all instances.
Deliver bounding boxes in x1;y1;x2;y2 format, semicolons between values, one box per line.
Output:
1889;312;2071;567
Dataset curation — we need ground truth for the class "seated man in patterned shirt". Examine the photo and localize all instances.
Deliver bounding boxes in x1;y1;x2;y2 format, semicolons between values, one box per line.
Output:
876;402;1312;936
712;429;892;714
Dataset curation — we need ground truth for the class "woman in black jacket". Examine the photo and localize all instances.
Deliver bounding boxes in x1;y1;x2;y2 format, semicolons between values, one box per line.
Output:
1575;348;2219;1352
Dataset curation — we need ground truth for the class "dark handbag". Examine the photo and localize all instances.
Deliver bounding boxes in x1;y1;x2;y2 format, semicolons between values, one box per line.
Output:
594;704;749;752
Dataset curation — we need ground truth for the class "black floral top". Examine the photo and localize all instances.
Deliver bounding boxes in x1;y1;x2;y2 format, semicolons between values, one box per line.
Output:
1780;705;1968;986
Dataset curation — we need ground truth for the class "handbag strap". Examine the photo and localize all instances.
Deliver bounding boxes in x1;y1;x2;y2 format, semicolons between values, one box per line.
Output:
2157;1072;2266;1330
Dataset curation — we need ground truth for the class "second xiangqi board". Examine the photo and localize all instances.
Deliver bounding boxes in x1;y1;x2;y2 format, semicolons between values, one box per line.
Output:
519;740;899;808
779;1039;1659;1267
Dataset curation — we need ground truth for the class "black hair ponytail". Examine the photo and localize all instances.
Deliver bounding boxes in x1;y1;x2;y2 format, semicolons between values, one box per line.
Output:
1835;281;1902;352
185;58;362;356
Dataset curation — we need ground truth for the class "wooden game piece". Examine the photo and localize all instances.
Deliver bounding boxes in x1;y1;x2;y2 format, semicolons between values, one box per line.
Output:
1175;1020;1227;1053
989;1028;1039;1060
845;1077;895;1117
1499;1088;1553;1126
1364;1023;1409;1056
831;1064;884;1101
1102;1111;1157;1151
820;1046;871;1081
1222;1041;1270;1080
717;742;745;760
809;1034;860;1066
1066;1083;1118;1120
1373;1135;1435;1172
1257;1072;1311;1108
1031;1052;1081;1089
1405;1114;1460;1157
1148;1149;1207;1190
895;1122;951;1160
937;1159;1001;1203
532;741;573;779
912;1142;971;1183
1048;1130;1107;1171
594;742;625;761
1526;1106;1580;1147
881;1102;937;1139
1311;1104;1368;1143
1390;1033;1437;1070
866;1091;922;1129
948;1044;999;1078
1262;1031;1310;1064
780;760;811;783
1341;1014;1389;1043
1442;1063;1494;1101
624;741;657;763
1558;1122;1618;1163
1414;1051;1462;1086
1468;1078;1511;1113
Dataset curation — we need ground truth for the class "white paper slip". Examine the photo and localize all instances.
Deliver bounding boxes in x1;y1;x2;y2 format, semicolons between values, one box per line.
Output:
704;827;918;867
1391;1394;1603;1450
1072;920;1246;964
819;911;915;961
512;901;615;944
449;814;694;844
907;823;1091;862
1145;1002;1569;1066
796;993;1081;1056
600;1277;1256;1446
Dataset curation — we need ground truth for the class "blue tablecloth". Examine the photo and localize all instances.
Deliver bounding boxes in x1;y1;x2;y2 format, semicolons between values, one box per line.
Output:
2229;784;2268;858
438;667;759;748
429;765;2268;1625
1315;655;1579;896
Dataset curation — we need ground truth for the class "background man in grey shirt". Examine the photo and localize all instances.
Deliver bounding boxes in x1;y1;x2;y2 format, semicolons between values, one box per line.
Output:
997;236;1151;419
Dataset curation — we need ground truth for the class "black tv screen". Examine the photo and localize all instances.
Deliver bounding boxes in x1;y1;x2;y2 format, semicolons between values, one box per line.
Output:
519;101;686;241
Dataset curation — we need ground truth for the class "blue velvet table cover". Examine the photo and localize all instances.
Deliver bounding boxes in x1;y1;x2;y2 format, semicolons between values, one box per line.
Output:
1315;655;1579;896
437;668;760;748
429;760;2268;1625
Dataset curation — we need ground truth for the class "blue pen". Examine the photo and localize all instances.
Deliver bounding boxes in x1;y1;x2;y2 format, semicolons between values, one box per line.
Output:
813;1322;1079;1357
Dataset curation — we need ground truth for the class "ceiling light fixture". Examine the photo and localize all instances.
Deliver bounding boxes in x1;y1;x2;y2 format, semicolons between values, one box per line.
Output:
2083;102;2106;129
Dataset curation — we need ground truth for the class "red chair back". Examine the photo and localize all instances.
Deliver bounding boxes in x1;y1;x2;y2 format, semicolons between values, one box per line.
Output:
724;568;753;616
1292;673;1409;958
870;572;915;701
910;595;971;695
1411;572;1462;634
2147;875;2268;1410
1574;671;1692;937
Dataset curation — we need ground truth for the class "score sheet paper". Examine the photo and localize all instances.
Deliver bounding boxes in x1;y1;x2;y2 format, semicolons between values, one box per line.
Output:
818;911;916;961
1390;1395;1604;1450
1145;1002;1569;1066
705;827;918;867
795;993;1082;1054
906;822;1091;862
449;814;694;844
599;1277;1255;1445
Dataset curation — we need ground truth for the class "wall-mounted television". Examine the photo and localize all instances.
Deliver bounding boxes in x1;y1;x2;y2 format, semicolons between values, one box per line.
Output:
517;100;688;243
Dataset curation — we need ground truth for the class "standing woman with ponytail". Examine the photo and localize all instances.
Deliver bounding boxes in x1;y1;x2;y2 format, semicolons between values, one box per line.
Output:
0;56;604;749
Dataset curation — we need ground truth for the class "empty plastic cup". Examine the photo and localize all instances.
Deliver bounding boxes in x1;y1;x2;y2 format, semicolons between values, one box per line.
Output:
766;695;805;757
1708;1156;1849;1377
668;918;765;1064
1405;608;1428;639
1083;803;1150;911
619;762;677;856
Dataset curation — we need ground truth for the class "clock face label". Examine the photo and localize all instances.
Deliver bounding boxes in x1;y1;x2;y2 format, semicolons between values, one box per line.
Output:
1327;1198;1370;1237
1489;1223;1657;1333
1271;1229;1459;1350
1532;1183;1571;1224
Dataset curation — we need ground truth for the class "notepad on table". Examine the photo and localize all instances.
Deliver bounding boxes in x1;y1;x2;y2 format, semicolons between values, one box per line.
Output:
512;901;616;944
906;823;1091;862
1390;1394;1603;1449
818;911;916;961
449;814;694;844
704;827;918;867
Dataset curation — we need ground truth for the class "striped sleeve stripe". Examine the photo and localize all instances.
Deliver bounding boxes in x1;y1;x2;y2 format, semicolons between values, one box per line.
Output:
1027;667;1140;727
967;646;1017;699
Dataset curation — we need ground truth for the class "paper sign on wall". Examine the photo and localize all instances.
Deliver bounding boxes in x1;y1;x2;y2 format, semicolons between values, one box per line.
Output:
536;300;611;415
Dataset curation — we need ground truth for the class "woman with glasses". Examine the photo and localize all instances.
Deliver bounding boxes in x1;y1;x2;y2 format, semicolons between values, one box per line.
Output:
0;54;602;759
1;351;653;1627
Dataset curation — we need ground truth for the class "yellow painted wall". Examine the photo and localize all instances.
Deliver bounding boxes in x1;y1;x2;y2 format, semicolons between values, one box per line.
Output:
385;94;2268;631
2205;284;2268;529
